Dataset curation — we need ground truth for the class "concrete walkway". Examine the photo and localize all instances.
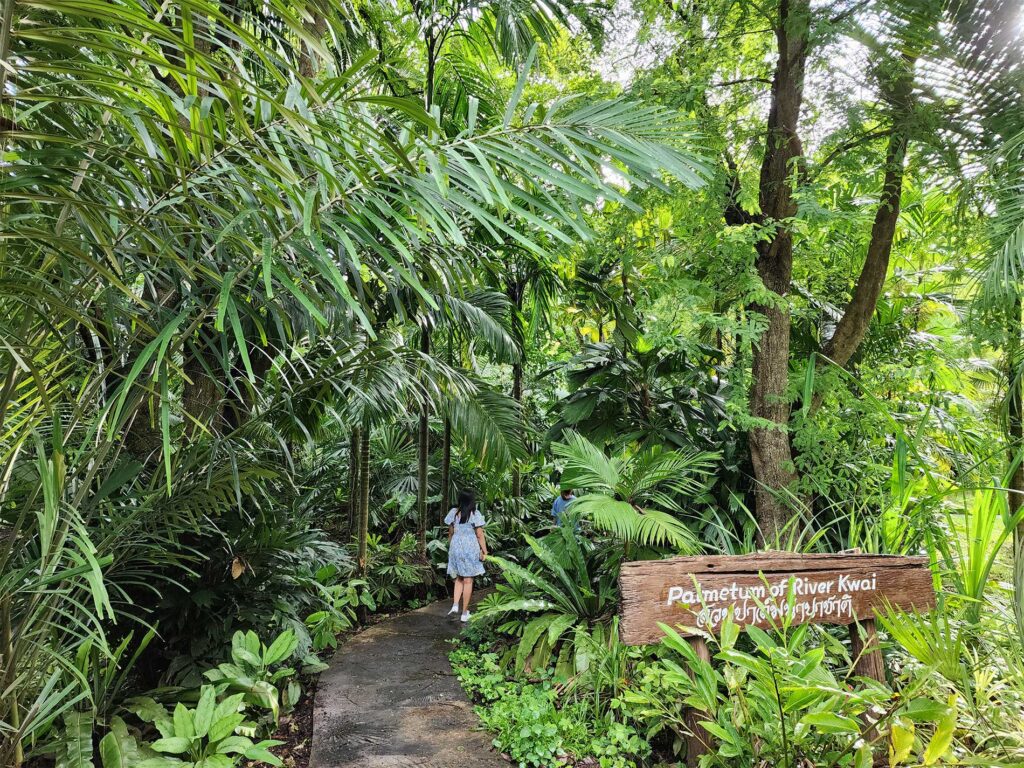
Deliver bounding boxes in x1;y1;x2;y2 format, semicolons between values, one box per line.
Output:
310;598;507;768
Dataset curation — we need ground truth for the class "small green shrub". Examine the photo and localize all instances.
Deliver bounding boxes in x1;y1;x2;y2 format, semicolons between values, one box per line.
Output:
450;645;650;768
203;629;306;722
121;686;283;767
621;619;954;767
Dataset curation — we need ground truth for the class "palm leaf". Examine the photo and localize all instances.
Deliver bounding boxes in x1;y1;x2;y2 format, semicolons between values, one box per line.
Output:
571;494;700;552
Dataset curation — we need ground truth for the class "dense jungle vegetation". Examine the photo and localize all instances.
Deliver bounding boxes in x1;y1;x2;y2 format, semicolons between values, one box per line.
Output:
3;0;1024;765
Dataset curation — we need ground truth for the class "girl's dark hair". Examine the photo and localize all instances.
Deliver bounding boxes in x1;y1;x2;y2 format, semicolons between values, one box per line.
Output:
457;488;476;524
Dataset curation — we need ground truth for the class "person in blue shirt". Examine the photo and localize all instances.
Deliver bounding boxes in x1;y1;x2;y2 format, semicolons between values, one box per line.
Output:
551;488;576;526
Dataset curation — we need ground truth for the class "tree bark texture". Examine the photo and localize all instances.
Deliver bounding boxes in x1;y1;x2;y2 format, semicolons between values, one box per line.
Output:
298;9;327;77
182;343;223;437
748;0;811;541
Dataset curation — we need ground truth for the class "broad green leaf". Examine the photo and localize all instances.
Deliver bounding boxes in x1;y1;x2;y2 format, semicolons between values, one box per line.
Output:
800;711;860;734
890;719;915;766
57;711;94;768
264;630;298;666
192;686;216;739
922;695;957;765
151;737;191;755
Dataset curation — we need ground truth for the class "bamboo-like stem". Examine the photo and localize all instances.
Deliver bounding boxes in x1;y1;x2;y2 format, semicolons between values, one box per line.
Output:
416;329;431;557
357;426;370;575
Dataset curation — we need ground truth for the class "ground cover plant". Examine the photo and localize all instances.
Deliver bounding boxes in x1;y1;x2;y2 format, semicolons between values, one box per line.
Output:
3;0;1024;766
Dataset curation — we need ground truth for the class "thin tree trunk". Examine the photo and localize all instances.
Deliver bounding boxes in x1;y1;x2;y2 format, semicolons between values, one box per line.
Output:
511;361;523;499
440;418;451;514
748;0;811;543
440;332;453;515
820;54;915;372
1007;298;1024;638
357;426;370;575
416;329;430;558
508;278;526;500
2;596;21;767
348;428;360;539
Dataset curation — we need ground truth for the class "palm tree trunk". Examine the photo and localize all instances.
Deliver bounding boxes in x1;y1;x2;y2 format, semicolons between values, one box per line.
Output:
298;11;327;77
1008;298;1024;638
440;332;453;515
348;428;360;539
182;345;223;436
441;418;452;514
511;361;523;498
416;329;431;558
357;426;370;575
2;596;21;767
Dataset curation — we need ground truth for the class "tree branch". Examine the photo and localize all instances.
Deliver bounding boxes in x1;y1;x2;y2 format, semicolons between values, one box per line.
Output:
815;53;917;402
811;129;889;180
711;77;773;88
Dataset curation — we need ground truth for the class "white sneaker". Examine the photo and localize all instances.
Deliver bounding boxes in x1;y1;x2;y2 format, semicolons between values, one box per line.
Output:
460;611;471;623
447;604;459;616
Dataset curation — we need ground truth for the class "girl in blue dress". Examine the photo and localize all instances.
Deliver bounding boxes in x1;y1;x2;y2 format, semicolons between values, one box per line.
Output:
445;489;488;622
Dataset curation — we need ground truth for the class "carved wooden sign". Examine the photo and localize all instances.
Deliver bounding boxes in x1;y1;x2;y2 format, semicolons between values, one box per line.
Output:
619;552;935;646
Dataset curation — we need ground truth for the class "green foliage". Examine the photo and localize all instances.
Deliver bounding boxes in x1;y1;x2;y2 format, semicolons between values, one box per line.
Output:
551;431;717;550
203;630;300;723
126;686;283;768
4;0;1024;763
621;620;954;767
479;524;619;676
450;647;650;768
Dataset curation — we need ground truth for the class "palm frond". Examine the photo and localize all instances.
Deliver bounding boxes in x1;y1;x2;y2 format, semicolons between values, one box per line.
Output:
552;430;623;492
571;494;700;552
452;388;526;469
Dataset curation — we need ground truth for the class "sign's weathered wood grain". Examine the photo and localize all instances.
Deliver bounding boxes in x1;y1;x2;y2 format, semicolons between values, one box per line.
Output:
619;552;935;646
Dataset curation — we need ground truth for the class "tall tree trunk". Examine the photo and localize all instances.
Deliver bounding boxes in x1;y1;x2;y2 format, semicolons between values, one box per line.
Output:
1007;298;1024;638
748;0;811;542
508;277;526;500
440;332;453;515
357;426;370;575
440;417;452;514
820;54;915;371
511;361;523;499
416;329;431;558
348;428;361;539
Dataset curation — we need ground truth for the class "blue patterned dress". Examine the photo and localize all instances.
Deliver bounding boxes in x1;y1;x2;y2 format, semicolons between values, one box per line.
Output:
445;508;486;578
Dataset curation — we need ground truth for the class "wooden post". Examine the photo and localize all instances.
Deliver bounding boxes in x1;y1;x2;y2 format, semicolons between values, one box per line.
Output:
684;636;712;767
849;618;885;682
840;548;885;683
850;618;886;765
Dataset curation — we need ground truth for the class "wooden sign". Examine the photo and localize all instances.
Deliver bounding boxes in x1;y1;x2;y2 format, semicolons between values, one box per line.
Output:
619;552;935;646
